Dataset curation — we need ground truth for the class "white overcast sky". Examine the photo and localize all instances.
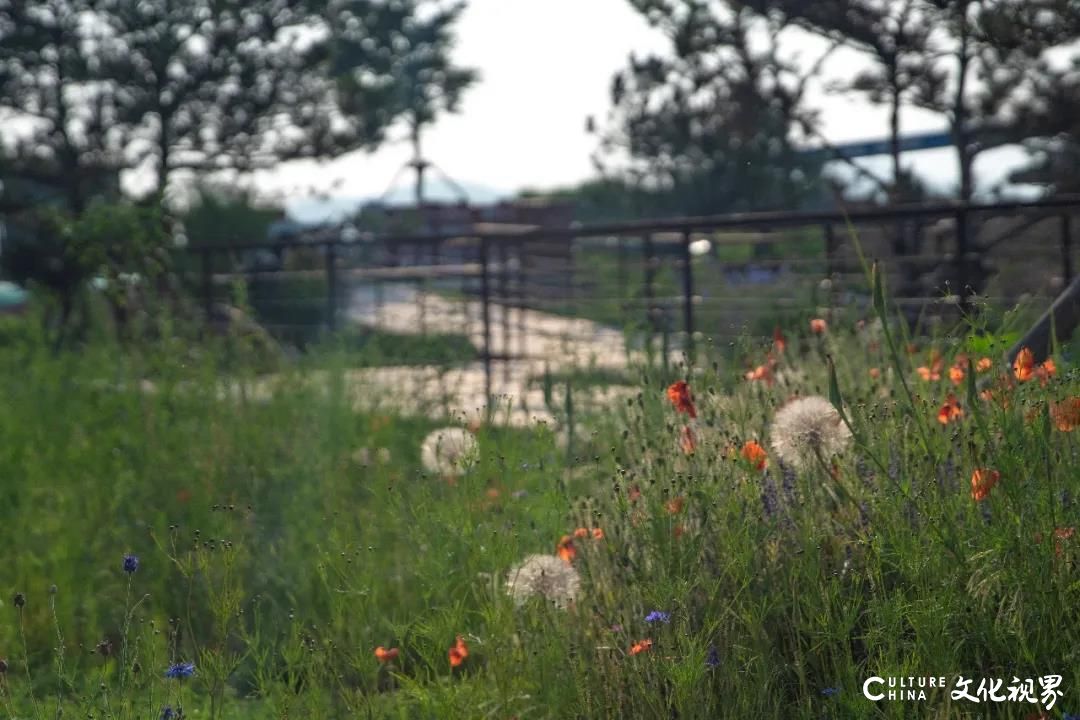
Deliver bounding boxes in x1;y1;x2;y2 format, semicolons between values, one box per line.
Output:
253;0;1031;218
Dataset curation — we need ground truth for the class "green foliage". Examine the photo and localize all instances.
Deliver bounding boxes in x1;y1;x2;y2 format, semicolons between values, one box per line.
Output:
0;287;1078;717
595;2;827;216
0;1;430;210
180;187;282;250
324;327;478;367
0;201;171;341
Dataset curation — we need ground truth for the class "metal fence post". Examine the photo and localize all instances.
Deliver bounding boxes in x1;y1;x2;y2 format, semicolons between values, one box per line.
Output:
325;241;338;332
643;233;656;344
517;240;527;363
480;237;492;405
1061;213;1074;285
617;236;627;313
498;240;511;384
200;247;213;321
823;223;836;278
681;231;695;360
955;207;971;311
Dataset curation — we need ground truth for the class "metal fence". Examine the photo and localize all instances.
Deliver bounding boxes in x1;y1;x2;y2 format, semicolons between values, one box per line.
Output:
187;196;1080;395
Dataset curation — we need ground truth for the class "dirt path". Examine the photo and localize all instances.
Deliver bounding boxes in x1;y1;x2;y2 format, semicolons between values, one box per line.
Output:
344;284;645;426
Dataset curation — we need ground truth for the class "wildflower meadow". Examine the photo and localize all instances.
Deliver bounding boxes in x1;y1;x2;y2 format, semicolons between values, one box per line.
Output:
1;265;1078;720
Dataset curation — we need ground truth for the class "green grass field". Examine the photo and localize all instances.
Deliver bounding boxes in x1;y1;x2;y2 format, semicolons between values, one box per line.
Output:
0;273;1078;719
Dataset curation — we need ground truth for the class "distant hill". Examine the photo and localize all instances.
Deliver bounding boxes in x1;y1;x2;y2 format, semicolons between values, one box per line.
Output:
286;180;508;223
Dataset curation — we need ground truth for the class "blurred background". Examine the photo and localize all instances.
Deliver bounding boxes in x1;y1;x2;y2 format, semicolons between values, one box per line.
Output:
2;0;1079;418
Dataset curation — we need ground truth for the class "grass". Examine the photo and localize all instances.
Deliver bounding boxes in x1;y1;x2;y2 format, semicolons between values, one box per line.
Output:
0;276;1078;718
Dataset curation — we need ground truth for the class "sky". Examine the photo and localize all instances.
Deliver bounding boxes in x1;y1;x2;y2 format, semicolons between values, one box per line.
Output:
251;0;1034;221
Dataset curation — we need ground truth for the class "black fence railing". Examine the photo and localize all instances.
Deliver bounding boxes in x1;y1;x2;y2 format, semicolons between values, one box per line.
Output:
186;196;1080;397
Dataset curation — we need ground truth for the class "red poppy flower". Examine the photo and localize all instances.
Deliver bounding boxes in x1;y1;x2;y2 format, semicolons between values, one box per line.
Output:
666;381;697;418
448;636;468;667
573;527;589;539
591;528;604;540
557;535;576;563
810;318;827;334
970;468;1000;502
1014;347;1036;381
628;485;642;503
374;646;399;663
773;326;786;354
741;440;768;471
937;394;963;425
665;496;686;515
745;364;774;386
948;364;965;386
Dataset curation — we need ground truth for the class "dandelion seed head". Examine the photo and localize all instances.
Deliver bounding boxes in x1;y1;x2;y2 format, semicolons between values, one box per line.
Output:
420;427;479;477
504;554;581;609
768;395;852;471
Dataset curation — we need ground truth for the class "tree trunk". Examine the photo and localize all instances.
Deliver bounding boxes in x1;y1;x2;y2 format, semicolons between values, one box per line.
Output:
953;1;974;203
888;62;902;199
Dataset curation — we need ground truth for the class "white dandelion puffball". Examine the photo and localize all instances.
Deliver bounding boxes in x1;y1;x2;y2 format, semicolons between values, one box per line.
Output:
768;395;852;471
505;554;581;609
420;427;478;477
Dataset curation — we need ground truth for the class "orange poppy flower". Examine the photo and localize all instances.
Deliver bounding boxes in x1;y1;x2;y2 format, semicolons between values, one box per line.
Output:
591;528;604;540
1050;396;1080;432
665;496;686;515
810;318;827;334
679;425;696;455
1055;526;1076;556
1014;347;1036;381
741;440;768;471
745;364;774;385
976;357;993;373
937;394;963;425
573;527;589;539
917;351;944;381
869;367;881;380
556;535;576;563
448;636;469;667
629;639;653;655
773;326;787;354
628;485;642;503
673;523;686;538
948;364;965;386
970;468;1000;502
666;381;697;418
374;646;399;663
1034;357;1057;386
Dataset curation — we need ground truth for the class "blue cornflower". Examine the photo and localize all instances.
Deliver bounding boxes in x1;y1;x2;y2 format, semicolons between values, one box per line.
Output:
1063;714;1078;720
164;662;195;679
160;706;176;720
705;646;721;668
644;610;671;624
821;687;840;697
122;554;139;574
